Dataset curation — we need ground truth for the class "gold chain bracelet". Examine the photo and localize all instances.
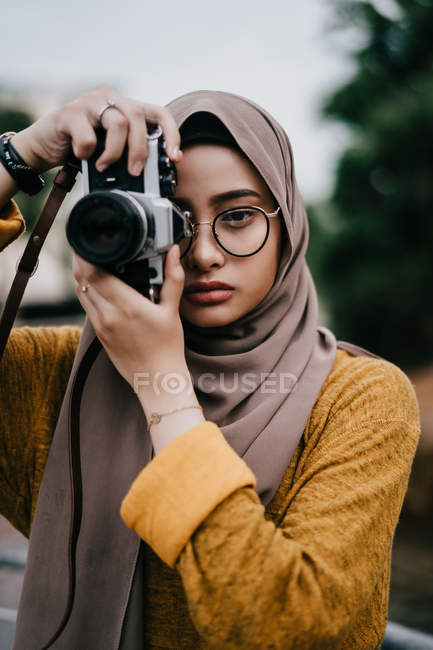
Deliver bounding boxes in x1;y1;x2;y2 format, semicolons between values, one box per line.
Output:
147;405;203;432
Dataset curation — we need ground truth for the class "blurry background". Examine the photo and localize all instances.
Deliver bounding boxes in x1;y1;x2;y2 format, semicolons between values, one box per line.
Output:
1;0;432;646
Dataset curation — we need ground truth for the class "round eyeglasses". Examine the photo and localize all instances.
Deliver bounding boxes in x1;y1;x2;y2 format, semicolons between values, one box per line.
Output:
177;205;281;258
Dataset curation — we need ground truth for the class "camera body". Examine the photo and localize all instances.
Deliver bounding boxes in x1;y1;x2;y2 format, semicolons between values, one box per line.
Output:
66;125;190;298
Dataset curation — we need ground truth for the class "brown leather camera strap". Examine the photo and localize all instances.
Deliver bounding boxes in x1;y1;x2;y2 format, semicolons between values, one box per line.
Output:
0;164;79;362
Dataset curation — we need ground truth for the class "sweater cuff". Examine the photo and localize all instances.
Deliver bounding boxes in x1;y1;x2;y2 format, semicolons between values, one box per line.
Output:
0;201;25;252
120;421;256;567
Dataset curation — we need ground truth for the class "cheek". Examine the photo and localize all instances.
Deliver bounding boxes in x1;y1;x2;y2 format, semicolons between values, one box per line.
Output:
240;244;280;306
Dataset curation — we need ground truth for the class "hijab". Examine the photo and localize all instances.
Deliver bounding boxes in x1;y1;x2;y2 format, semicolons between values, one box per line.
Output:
169;90;338;505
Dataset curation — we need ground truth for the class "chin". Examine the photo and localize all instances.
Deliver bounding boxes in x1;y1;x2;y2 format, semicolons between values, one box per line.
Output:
180;301;242;328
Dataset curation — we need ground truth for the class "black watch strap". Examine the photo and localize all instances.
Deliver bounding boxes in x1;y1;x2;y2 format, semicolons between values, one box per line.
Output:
0;131;45;195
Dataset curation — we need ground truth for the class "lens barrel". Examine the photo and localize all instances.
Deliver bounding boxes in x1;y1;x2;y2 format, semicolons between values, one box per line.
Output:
66;190;149;267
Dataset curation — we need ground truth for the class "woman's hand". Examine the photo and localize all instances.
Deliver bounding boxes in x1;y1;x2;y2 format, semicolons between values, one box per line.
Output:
9;84;182;174
74;245;205;452
73;244;189;397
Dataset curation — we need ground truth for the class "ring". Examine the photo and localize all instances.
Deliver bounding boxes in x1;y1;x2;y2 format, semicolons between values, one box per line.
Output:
81;284;90;293
98;98;117;121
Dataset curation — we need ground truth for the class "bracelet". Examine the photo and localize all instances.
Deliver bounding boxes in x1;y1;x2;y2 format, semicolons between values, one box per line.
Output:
0;131;45;195
147;405;203;432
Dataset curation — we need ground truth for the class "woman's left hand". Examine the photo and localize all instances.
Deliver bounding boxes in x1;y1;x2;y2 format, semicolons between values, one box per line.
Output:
73;244;188;396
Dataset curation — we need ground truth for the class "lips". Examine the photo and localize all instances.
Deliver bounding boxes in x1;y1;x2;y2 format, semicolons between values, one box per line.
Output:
183;280;235;305
184;281;235;294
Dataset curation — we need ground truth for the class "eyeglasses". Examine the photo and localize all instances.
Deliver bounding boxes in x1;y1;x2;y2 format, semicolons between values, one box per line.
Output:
177;205;281;258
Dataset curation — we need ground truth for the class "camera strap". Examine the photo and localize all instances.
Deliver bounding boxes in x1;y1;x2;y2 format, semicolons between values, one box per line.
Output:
0;163;79;362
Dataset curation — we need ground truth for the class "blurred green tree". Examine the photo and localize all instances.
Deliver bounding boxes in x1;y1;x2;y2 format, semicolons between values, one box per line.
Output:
0;107;32;134
0;105;53;230
312;0;433;368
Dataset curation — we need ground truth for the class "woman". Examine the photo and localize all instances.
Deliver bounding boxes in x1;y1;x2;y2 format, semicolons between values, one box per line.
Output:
0;85;420;649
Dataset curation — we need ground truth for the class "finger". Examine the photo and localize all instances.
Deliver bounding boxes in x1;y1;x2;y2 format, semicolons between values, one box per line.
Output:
72;254;124;312
110;98;149;176
57;107;98;161
73;253;152;314
96;108;129;171
75;283;105;333
74;269;121;336
142;104;182;162
72;253;108;285
68;117;98;160
159;245;185;310
77;280;114;316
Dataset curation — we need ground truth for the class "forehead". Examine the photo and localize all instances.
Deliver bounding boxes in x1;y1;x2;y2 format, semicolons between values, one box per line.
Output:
175;143;273;200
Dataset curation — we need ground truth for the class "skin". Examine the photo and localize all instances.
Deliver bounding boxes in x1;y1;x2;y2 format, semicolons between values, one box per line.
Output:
175;143;282;328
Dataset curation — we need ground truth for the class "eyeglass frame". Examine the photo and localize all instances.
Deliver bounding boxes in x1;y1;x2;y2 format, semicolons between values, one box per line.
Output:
178;205;281;258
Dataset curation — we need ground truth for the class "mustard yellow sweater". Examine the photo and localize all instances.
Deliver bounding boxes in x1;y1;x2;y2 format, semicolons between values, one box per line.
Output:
0;203;420;649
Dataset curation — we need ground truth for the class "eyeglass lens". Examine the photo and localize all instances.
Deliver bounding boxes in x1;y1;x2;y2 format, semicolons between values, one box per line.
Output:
178;207;269;257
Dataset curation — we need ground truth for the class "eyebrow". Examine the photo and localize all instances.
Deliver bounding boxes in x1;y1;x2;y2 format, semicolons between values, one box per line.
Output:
175;188;262;207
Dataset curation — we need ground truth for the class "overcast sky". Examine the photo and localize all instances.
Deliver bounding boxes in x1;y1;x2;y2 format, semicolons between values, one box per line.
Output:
1;0;363;200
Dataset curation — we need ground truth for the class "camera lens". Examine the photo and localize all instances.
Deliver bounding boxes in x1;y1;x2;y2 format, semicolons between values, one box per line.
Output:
67;191;148;266
81;205;129;254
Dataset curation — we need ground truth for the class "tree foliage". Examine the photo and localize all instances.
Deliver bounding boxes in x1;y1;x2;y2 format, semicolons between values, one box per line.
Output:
313;0;433;368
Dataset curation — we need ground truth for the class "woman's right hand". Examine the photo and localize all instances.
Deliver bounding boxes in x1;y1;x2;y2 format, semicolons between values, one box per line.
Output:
9;84;182;176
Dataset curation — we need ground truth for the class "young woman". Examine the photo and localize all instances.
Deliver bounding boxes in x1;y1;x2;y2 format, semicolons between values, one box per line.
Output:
0;85;420;649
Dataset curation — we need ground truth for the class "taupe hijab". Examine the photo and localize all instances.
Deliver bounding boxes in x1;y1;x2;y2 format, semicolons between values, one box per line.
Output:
13;91;373;649
169;90;337;505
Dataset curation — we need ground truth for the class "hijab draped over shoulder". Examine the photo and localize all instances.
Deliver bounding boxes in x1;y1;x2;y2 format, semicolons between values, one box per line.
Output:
167;90;337;506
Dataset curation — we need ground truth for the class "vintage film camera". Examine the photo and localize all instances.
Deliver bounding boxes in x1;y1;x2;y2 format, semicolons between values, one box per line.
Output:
66;125;191;299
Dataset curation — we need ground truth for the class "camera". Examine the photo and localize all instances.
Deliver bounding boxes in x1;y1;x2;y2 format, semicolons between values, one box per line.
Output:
66;125;191;299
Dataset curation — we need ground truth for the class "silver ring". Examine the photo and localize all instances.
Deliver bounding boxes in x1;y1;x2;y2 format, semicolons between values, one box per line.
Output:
98;98;117;121
81;284;90;293
147;125;162;140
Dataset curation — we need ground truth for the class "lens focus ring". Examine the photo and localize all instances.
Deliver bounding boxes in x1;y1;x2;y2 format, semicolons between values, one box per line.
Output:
66;190;148;266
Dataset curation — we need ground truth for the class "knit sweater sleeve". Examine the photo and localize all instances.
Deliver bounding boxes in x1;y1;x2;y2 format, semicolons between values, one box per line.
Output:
0;200;25;251
121;355;420;648
0;326;81;537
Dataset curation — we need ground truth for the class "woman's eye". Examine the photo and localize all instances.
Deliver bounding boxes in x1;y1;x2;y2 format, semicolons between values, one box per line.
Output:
221;210;255;227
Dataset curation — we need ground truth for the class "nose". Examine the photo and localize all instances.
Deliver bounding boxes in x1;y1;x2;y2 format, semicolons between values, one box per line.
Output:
184;222;225;271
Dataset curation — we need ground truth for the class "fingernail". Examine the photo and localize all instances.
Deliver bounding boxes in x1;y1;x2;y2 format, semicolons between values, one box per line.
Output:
132;161;143;176
172;244;180;262
97;162;107;172
172;146;182;160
